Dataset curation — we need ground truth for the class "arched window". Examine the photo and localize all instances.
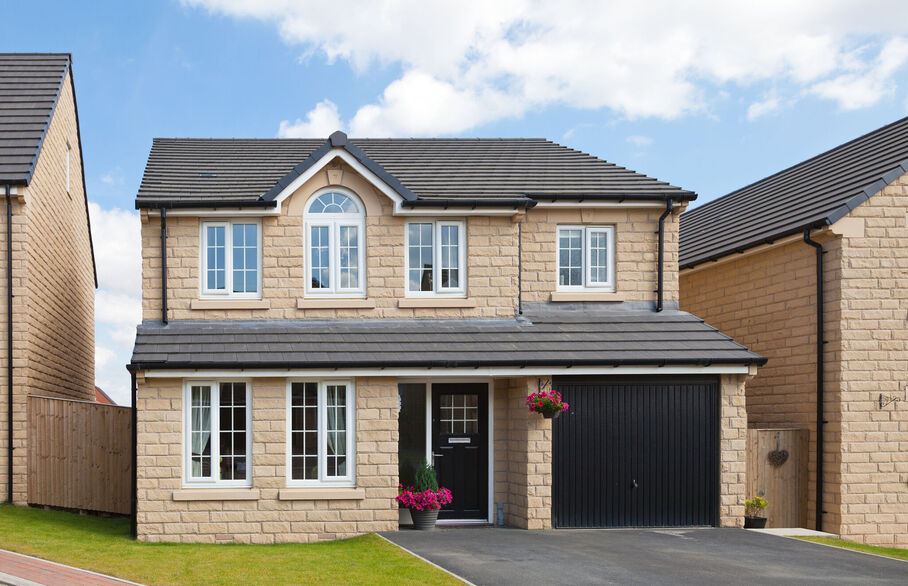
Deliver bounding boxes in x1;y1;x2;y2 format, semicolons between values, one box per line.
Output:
304;190;366;296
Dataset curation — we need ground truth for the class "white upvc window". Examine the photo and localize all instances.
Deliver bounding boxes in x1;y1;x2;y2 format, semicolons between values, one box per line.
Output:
304;190;366;297
286;380;356;487
405;219;466;296
200;220;262;298
557;225;615;291
183;381;252;487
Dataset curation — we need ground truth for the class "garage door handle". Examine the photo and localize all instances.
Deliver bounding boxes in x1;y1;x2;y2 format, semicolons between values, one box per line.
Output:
632;479;639;489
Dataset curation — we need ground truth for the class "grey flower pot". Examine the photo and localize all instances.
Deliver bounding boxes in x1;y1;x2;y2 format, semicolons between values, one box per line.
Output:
410;509;440;530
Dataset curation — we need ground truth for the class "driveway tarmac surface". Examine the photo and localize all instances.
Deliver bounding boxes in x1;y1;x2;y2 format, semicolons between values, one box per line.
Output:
382;527;907;585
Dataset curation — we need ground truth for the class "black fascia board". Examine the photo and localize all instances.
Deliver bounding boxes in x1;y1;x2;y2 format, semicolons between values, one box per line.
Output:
680;220;828;270
135;199;278;210
400;198;537;209
128;355;767;372
525;191;697;202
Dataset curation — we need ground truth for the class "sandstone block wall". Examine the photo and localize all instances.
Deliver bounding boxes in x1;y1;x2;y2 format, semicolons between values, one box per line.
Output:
136;376;398;543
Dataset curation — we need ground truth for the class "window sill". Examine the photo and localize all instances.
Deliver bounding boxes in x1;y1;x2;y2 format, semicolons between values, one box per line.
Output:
173;488;259;501
297;298;376;309
278;488;365;501
550;291;622;302
398;297;476;308
191;299;270;310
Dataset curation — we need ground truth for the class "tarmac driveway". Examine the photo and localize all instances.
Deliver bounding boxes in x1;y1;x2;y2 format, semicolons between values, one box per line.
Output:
382;527;906;585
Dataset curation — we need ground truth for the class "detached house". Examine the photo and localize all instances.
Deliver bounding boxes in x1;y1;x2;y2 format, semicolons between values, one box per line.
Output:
680;117;908;547
130;132;763;543
0;54;97;505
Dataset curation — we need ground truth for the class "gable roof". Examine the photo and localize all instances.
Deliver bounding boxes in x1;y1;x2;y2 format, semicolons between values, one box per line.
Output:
135;132;696;209
680;116;908;269
94;386;116;405
129;305;765;371
0;53;71;185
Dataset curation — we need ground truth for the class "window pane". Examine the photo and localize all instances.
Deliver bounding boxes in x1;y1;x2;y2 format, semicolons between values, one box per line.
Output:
232;224;258;294
310;226;331;289
326;384;347;478
558;229;583;286
218;383;247;481
408;223;433;292
589;230;609;284
190;385;212;479
309;192;357;214
440;224;460;289
290;382;319;480
206;226;226;291
338;226;360;289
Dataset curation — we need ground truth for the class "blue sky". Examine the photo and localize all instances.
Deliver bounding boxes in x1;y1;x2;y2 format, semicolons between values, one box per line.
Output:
7;1;908;404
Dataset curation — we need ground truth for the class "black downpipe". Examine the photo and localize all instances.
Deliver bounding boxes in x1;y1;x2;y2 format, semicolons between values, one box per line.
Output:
803;229;825;532
517;218;523;315
130;370;137;538
656;199;673;312
160;209;167;325
5;184;12;504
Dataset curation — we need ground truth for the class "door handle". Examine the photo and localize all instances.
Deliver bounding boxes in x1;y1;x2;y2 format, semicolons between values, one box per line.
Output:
632;479;639;489
433;453;444;457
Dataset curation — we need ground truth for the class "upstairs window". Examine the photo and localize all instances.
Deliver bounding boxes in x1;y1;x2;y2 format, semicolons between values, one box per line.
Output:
201;220;261;298
304;190;365;297
557;225;614;291
405;220;466;296
184;381;251;487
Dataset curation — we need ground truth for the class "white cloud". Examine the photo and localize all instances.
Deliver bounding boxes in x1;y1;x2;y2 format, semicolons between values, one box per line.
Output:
88;202;141;297
747;90;782;120
626;135;653;147
100;173;115;185
185;0;908;136
95;346;115;368
278;99;344;137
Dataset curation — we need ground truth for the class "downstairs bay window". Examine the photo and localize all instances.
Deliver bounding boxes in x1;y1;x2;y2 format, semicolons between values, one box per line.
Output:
184;381;251;487
287;380;355;486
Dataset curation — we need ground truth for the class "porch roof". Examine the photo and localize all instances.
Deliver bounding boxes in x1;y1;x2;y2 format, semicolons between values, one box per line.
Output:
129;305;765;371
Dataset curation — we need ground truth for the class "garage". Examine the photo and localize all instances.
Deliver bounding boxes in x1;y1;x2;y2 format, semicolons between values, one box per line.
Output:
552;377;719;528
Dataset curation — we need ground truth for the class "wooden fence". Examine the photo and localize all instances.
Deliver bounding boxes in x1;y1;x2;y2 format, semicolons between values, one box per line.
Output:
746;428;808;528
28;395;132;515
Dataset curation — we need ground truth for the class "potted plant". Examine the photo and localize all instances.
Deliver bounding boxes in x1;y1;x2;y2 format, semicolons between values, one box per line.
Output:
743;496;769;528
526;389;569;419
395;461;453;530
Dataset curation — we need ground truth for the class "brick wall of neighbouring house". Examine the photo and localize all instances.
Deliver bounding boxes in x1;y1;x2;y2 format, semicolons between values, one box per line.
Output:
135;376;398;543
141;161;520;321
521;205;683;304
1;71;95;504
680;235;843;532
834;176;908;547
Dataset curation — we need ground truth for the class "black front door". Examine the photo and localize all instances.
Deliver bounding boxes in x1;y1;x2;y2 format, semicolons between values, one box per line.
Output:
432;383;488;520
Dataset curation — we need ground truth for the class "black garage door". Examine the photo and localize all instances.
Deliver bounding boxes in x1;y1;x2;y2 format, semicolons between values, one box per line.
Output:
552;377;719;528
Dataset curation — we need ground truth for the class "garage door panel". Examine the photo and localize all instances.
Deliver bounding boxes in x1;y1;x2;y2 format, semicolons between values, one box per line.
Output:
553;377;719;528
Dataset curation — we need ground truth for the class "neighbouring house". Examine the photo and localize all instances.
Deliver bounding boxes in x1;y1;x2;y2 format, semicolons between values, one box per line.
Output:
679;117;908;547
0;53;97;505
95;386;116;406
129;131;764;543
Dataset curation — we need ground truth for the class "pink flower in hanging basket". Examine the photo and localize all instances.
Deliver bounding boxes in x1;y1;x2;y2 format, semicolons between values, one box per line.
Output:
526;389;569;415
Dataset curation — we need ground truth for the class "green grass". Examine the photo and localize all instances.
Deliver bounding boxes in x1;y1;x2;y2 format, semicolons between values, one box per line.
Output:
0;505;461;585
797;536;908;562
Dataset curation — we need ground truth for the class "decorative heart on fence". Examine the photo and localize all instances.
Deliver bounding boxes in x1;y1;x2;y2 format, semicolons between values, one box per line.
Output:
767;432;789;467
768;449;789;467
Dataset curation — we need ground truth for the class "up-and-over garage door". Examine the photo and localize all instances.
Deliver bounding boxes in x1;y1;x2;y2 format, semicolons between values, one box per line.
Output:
552;377;719;528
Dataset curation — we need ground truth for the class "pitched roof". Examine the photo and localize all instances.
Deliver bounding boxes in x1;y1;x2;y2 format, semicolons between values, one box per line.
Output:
129;305;765;370
94;386;116;405
135;134;695;208
680;116;908;269
0;53;71;184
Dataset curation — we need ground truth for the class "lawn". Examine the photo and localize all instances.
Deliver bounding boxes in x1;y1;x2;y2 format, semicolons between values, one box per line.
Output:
0;505;460;585
796;536;908;562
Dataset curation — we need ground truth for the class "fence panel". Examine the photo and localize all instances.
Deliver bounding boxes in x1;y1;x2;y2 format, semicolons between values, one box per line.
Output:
746;428;808;528
28;395;132;515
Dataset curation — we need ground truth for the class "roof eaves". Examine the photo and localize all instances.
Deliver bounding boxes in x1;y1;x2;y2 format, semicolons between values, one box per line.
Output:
135;199;278;210
823;159;908;226
680;220;828;270
526;191;697;202
400;198;536;209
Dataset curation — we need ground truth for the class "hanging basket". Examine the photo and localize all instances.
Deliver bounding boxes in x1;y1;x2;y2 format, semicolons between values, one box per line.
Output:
542;410;562;420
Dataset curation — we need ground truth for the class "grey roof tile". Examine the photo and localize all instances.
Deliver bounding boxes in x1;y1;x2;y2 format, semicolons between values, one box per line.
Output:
130;306;764;369
0;54;70;184
680;116;908;268
135;137;695;207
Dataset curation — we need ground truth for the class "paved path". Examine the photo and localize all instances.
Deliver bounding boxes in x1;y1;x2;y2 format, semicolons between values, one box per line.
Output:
0;550;137;586
383;527;907;585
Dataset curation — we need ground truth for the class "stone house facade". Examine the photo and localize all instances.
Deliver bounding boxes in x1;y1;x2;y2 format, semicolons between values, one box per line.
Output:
130;132;763;542
0;54;97;504
680;117;908;546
